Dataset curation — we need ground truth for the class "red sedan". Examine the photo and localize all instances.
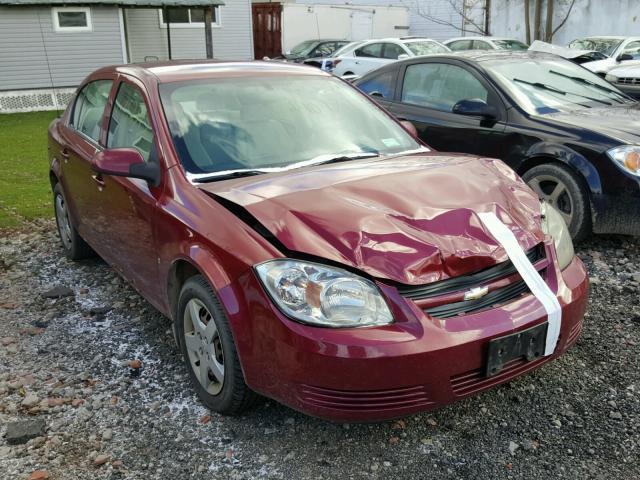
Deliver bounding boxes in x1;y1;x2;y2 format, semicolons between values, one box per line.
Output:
48;61;588;422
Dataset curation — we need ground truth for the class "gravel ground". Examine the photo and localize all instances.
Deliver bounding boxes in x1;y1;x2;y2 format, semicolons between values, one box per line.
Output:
0;220;639;480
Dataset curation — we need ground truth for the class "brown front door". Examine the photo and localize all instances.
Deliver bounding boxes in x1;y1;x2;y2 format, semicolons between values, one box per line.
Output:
252;3;282;59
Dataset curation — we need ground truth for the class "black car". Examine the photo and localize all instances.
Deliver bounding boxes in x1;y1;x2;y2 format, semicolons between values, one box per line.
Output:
355;51;640;240
277;39;350;62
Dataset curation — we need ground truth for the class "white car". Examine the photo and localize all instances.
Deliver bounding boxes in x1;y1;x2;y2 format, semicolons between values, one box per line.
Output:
444;36;529;51
302;41;364;71
331;38;450;77
568;36;640;75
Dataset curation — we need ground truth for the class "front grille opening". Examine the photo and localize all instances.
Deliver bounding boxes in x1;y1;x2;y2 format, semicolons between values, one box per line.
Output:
423;280;530;318
397;244;545;301
396;244;547;319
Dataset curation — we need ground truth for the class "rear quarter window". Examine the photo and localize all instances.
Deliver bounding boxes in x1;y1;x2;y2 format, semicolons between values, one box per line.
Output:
358;70;397;99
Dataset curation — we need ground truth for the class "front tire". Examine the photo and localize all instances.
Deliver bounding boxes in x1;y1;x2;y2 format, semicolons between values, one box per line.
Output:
522;163;591;241
176;275;259;415
53;183;94;260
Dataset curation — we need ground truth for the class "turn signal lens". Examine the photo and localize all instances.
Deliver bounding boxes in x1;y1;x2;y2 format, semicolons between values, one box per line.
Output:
606;145;640;176
624;151;640;172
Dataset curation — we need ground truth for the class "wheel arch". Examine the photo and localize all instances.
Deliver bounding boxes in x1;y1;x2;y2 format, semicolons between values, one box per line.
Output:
515;143;602;196
165;246;234;323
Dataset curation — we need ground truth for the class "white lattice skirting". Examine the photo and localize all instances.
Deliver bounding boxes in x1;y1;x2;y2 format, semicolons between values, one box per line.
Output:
0;88;76;113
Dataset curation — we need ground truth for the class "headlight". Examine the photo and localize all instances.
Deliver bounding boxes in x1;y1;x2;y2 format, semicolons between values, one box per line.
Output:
540;202;575;270
605;74;618;83
255;259;393;327
606;145;640;176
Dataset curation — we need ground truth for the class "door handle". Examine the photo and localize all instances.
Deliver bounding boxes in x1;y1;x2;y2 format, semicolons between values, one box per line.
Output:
91;174;105;190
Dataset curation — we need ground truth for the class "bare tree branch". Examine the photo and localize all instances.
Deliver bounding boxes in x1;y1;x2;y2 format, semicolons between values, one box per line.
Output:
408;0;488;35
552;0;577;36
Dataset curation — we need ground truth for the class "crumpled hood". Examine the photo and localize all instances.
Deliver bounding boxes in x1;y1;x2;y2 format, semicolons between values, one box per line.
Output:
540;103;640;145
199;154;544;285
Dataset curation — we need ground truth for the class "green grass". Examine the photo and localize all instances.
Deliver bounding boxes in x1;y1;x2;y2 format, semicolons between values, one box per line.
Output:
0;111;58;228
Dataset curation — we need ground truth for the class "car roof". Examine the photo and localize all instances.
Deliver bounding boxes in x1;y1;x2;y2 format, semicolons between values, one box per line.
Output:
94;60;330;84
356;50;560;79
442;50;555;62
445;36;519;42
574;36;631;40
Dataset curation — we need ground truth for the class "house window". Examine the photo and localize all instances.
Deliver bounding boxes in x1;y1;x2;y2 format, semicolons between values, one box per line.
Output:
159;7;220;28
52;7;92;32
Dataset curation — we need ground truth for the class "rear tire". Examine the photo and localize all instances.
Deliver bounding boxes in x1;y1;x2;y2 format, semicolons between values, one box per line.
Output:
176;275;260;415
522;163;591;241
53;183;94;260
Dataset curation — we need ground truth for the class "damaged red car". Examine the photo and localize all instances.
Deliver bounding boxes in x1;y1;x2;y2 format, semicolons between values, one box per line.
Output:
48;61;589;422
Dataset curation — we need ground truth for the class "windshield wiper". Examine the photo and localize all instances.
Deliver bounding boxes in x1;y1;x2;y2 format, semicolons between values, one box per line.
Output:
513;78;611;106
191;169;266;183
307;151;379;166
549;70;627;103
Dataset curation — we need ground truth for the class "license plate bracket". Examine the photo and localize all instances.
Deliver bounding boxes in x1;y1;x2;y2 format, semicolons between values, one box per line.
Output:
485;322;548;377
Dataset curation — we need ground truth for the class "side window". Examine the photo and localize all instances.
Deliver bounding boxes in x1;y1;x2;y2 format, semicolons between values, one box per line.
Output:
107;82;154;162
473;40;492;50
382;43;406;60
72;80;113;142
448;40;472;51
401;63;488;112
358;70;397;99
622;40;640;59
314;43;335;57
355;43;384;58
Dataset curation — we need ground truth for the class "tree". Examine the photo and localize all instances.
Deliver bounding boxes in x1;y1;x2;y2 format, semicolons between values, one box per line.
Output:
525;0;577;43
409;0;490;36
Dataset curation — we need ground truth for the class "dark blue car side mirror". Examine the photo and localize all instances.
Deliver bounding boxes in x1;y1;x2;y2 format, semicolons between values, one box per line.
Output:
452;99;498;120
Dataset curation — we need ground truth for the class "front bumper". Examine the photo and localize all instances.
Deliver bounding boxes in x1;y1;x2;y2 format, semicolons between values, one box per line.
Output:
591;192;640;235
222;245;589;422
616;83;640;99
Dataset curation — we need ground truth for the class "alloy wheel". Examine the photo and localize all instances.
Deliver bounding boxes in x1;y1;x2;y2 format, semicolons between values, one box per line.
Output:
183;298;225;395
55;193;73;251
527;175;573;226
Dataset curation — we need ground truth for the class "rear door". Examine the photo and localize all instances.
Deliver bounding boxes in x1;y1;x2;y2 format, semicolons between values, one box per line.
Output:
58;78;115;245
385;59;509;158
351;42;391;75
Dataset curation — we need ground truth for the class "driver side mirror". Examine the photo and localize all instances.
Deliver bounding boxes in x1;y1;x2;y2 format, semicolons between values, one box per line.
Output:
452;99;498;120
616;53;634;62
92;148;161;187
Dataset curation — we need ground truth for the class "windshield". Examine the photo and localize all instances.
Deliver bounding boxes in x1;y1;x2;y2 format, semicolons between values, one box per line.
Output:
159;76;421;177
568;38;623;57
405;41;450;56
493;39;529;50
289;40;318;57
485;56;633;115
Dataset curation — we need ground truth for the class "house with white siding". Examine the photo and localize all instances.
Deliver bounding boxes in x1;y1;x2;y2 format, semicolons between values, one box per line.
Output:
0;0;254;113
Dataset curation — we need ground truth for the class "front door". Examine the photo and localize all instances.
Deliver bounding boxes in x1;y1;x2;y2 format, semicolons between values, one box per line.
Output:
388;61;508;159
252;3;282;59
95;76;164;304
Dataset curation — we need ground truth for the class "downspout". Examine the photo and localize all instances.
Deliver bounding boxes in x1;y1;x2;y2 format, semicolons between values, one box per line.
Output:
164;6;172;60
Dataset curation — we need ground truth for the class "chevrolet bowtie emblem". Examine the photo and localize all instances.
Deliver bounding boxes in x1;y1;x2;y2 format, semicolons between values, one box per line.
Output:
464;286;489;301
